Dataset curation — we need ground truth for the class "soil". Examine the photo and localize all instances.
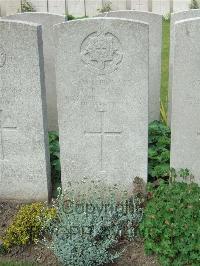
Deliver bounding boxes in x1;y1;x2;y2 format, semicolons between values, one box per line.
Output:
110;240;159;266
0;201;159;266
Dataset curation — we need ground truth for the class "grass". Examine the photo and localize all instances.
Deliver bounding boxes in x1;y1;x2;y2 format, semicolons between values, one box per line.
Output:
161;19;170;112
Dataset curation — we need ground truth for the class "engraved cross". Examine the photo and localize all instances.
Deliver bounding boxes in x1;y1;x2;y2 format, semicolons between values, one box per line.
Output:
84;111;122;171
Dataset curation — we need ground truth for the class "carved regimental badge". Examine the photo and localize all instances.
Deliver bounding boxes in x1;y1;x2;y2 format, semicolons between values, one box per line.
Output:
0;45;6;68
81;32;123;75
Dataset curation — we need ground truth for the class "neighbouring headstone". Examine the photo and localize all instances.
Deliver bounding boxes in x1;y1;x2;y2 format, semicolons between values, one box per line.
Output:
97;11;162;122
54;18;149;193
0;20;51;200
168;10;200;125
3;13;66;131
170;17;200;184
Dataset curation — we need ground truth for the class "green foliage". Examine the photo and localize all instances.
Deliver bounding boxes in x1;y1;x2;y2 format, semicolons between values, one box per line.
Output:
1;203;56;249
160;100;168;126
163;13;171;21
161;19;170;113
66;14;87;20
190;0;200;9
49;131;60;180
20;0;35;12
97;1;112;13
140;179;200;266
0;243;6;255
48;131;61;197
45;183;143;266
148;121;171;182
67;14;76;20
169;168;195;184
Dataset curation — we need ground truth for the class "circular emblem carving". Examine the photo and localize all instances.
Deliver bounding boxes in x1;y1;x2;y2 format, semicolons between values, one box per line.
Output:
0;45;6;68
81;32;123;75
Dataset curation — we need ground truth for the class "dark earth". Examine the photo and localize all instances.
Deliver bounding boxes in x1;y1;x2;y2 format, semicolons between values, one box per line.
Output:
0;201;158;266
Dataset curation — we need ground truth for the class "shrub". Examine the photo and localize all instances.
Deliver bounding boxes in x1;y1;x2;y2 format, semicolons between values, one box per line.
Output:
190;0;200;9
163;13;171;21
66;14;88;20
140;179;200;266
97;1;112;13
20;0;35;12
45;183;143;266
148;121;170;182
66;14;76;20
1;203;56;249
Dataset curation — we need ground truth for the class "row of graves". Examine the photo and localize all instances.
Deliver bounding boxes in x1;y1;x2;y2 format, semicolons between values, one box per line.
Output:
0;10;200;201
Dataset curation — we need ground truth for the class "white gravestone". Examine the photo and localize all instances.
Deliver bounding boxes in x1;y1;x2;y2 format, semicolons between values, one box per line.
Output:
54;18;149;193
0;20;51;201
3;13;66;131
97;11;162;122
170;18;200;184
168;10;200;125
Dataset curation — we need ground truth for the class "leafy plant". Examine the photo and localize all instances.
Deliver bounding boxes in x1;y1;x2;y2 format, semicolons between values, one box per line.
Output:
169;167;195;184
45;182;143;266
190;0;200;9
66;14;88;20
66;14;76;20
140;178;200;266
97;1;112;13
0;243;6;255
1;203;56;249
163;13;171;21
148;121;171;182
20;0;35;12
48;131;61;197
49;131;60;181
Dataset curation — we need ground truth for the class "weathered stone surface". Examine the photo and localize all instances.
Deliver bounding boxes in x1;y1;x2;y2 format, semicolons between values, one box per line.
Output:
170;18;200;184
54;18;149;193
97;11;162;122
3;13;66;131
168;10;200;125
0;20;51;201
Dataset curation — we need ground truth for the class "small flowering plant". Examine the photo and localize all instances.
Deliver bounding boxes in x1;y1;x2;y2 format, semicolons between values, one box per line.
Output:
45;179;143;266
1;202;56;249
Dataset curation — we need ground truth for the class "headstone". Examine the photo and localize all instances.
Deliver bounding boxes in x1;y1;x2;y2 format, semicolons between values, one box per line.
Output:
0;0;20;16
0;20;51;201
54;18;149;193
170;17;200;184
3;13;66;131
68;0;85;17
168;10;200;125
97;11;162;122
85;0;102;17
